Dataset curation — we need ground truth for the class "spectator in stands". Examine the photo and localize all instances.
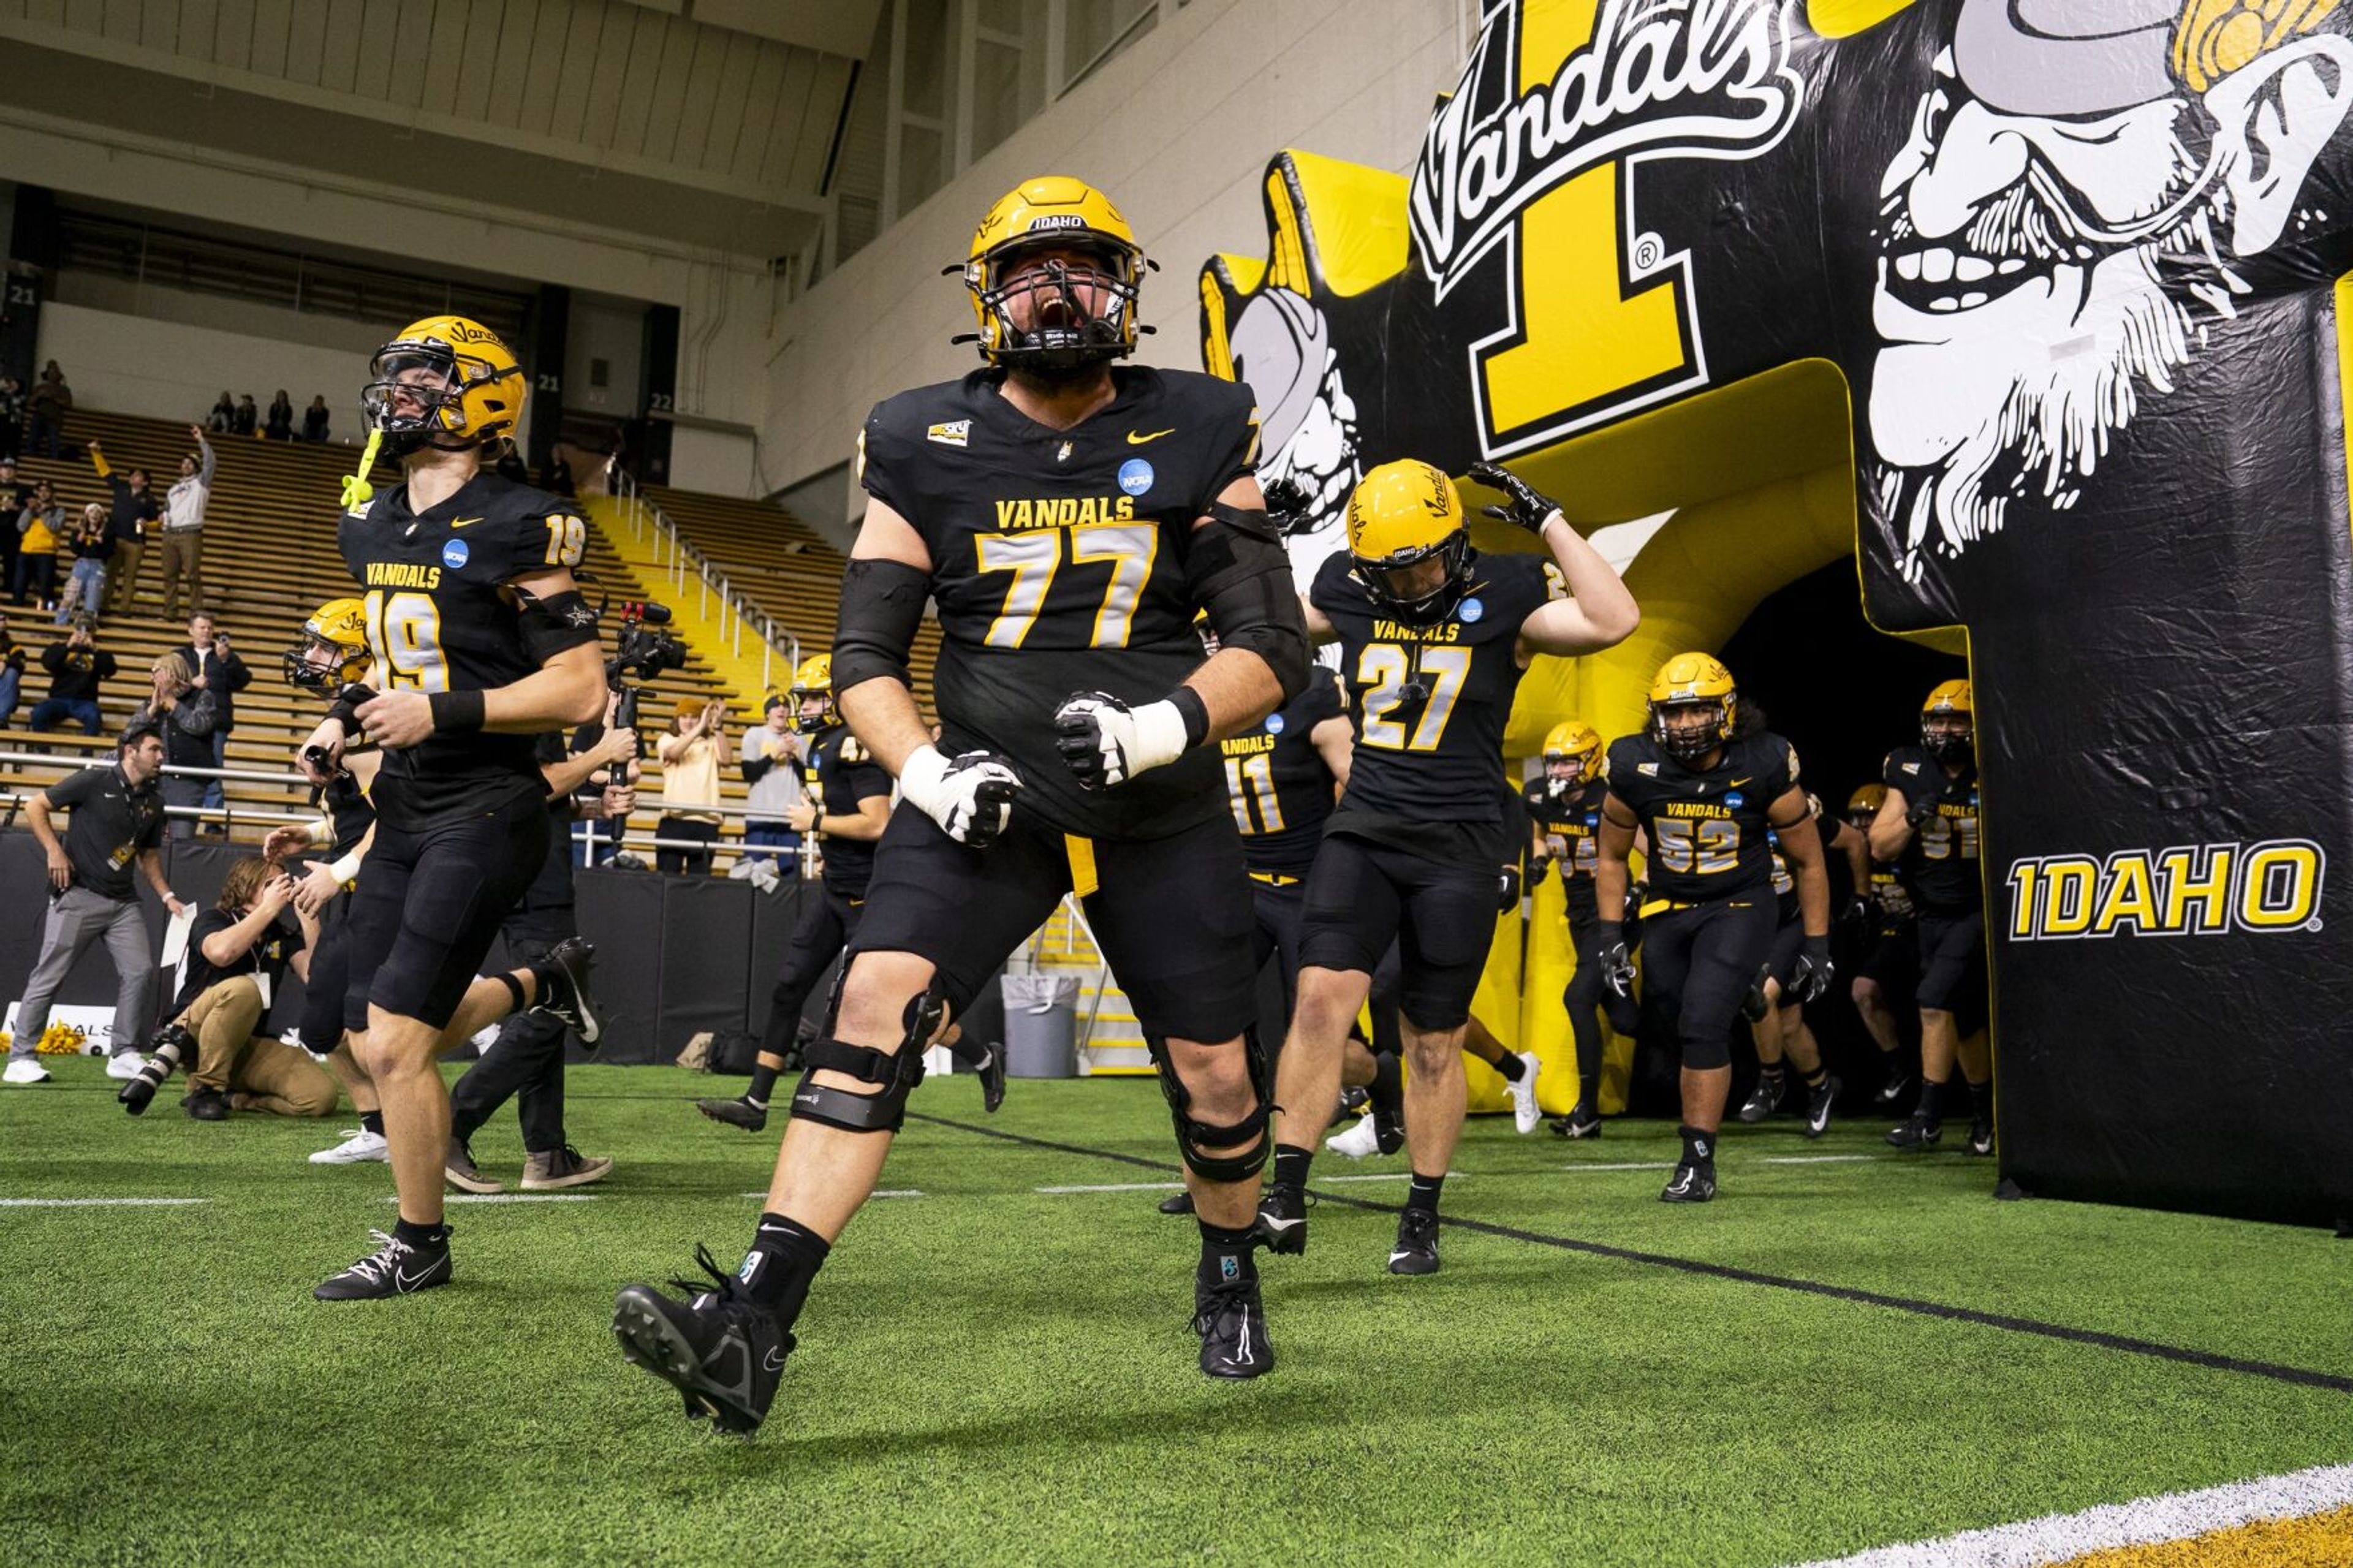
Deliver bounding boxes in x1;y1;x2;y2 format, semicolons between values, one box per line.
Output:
539;450;575;498
0;456;26;594
13;479;64;608
302;395;330;443
493;444;531;485
738;695;805;878
162;857;332;1121
0;375;25;463
26;620;113;733
231;394;257;436
0;610;25;728
127;650;216;838
654;695;727;874
205;392;235;435
157;426;215;621
6;725;186;1085
264;390;295;441
88;441;159;616
55;503;110;626
178;611;249;826
26;360;69;458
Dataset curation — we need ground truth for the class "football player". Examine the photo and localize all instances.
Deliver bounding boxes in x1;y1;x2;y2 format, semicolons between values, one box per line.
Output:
298;317;609;1300
1525;719;1624;1137
1869;680;1992;1155
614;177;1314;1426
1595;654;1832;1202
1844;782;1920;1108
1256;458;1639;1274
1739;793;1869;1137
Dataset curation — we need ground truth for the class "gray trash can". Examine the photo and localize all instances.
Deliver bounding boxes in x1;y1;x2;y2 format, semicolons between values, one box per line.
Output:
1001;972;1080;1078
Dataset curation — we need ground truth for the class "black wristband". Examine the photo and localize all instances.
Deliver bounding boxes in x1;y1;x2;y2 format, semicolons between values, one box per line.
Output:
1168;686;1211;750
428;689;487;733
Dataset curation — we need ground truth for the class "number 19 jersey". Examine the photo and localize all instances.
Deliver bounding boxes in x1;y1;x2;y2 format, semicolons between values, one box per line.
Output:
858;366;1260;841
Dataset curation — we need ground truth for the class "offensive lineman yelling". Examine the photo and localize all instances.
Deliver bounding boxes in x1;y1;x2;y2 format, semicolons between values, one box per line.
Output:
614;177;1313;1428
1257;460;1639;1274
303;317;609;1299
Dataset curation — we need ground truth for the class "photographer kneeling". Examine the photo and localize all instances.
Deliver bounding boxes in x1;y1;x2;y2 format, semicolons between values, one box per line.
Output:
160;857;335;1121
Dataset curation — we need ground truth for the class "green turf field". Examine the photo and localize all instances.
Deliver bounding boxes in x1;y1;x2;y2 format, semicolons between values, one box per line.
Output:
4;1058;2349;1566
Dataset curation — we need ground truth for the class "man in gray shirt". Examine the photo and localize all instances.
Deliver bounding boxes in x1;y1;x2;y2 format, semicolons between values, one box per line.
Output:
6;727;189;1083
737;695;807;885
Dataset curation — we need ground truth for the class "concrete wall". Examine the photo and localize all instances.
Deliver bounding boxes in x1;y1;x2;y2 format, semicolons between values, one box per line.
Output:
757;0;1475;507
34;300;366;434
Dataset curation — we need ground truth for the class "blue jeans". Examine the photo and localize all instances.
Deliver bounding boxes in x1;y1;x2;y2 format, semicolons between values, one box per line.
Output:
55;558;104;624
28;697;100;734
202;728;228;812
0;663;20;727
742;821;802;864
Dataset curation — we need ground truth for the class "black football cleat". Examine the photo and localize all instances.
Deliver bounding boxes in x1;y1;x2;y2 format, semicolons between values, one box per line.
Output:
1736;1071;1783;1124
1965;1116;1996;1157
695;1097;768;1133
1887;1113;1943;1151
977;1044;1007;1115
1194;1275;1275;1379
1158;1190;1197;1216
613;1245;791;1436
1873;1067;1915;1107
1387;1208;1441;1275
314;1228;452;1300
1660;1161;1718;1203
1552;1102;1603;1138
1803;1074;1841;1140
1254;1184;1309;1256
529;937;603;1048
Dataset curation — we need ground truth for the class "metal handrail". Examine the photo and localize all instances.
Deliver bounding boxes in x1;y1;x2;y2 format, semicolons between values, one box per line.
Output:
605;464;802;693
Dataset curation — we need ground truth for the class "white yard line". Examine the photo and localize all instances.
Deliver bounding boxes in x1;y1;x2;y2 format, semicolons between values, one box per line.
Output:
1036;1182;1185;1194
737;1189;923;1199
387;1194;599;1205
0;1197;209;1207
1558;1162;1678;1172
1759;1154;1890;1165
1789;1462;2353;1567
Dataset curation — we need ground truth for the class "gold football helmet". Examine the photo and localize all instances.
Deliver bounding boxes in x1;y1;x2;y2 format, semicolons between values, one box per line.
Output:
284;598;371;692
1647;652;1737;763
1541;720;1602;786
790;653;838;733
362;315;525;453
960;177;1149;372
1847;782;1889;825
1345;459;1474;624
1921;678;1973;763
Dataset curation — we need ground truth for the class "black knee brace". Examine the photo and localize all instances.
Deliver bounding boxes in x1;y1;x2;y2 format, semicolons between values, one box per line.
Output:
1150;1032;1272;1183
789;987;950;1134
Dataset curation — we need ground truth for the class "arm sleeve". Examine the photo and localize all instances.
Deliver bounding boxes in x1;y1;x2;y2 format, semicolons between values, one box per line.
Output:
740;732;776;785
178;691;219;737
40;645;65;673
197;440;216;485
95;653;118;680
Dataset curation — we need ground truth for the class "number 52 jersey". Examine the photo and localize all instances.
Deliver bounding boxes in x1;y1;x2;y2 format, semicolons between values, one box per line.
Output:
857;365;1262;841
336;472;597;827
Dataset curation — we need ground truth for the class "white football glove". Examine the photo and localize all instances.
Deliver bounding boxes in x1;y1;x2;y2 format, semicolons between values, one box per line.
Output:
1053;691;1191;791
898;745;1021;849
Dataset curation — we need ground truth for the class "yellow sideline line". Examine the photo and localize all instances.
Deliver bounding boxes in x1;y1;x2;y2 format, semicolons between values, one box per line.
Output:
1789;1464;2353;1567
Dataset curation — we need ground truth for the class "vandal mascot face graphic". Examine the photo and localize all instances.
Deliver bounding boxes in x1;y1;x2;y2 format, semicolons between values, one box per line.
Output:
1224;286;1363;576
1869;0;2353;581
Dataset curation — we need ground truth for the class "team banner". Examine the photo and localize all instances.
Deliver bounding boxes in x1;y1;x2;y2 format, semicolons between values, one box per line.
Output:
1202;0;2353;1227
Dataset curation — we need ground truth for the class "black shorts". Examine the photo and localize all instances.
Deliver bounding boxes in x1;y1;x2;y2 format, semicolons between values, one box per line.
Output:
298;899;351;1056
759;883;865;1057
342;795;548;1032
1248;871;1308;1007
1638;895;1779;1070
847;803;1255;1044
1915;907;1987;1025
1858;915;1919;989
1297;831;1497;1031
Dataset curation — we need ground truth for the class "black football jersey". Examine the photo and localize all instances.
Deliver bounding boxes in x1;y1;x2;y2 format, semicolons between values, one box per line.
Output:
858;366;1260;840
1766;806;1844;925
336;473;598;830
1219;664;1344;877
1883;744;1983;914
806;722;893;893
1605;730;1802;905
1526;775;1608;922
1314;550;1554;866
316;768;375;858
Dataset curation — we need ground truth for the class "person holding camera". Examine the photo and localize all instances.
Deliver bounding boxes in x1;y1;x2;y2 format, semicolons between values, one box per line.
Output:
178;612;251;826
654;695;727;874
27;619;115;733
6;726;186;1085
128;651;218;839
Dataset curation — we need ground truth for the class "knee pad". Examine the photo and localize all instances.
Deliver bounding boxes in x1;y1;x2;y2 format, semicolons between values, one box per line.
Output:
789;985;949;1134
1150;1032;1271;1184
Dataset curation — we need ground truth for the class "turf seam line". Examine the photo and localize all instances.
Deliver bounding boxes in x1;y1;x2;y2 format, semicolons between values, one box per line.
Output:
905;1112;2353;1396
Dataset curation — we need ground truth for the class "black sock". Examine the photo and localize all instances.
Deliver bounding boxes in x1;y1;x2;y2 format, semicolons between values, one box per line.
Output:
1406;1172;1445;1214
393;1216;449;1249
1967;1078;1993;1123
1801;1066;1828;1089
1678;1124;1715;1166
1197;1220;1258;1291
1491;1049;1526;1082
496;971;528;1014
1369;1051;1403;1119
360;1109;384;1136
1919;1078;1949;1128
1759;1064;1786;1088
1271;1144;1313;1193
745;1059;781;1110
945;1036;990;1069
740;1212;830;1327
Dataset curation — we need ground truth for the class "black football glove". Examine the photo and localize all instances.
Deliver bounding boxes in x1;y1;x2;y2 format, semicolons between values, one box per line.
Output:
1596;923;1637;999
1527;854;1552;888
1790;935;1836;1005
1905;796;1938;828
1259;474;1317;537
1841;893;1875;932
1467;461;1563;535
1497;865;1523;911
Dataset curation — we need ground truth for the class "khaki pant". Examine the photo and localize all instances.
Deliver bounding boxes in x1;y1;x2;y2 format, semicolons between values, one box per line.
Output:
158;531;203;620
181;977;338;1116
106;540;143;614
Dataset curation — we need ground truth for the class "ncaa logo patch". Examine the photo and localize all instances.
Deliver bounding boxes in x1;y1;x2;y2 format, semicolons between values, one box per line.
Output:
1726;792;1745;808
1265;713;1285;734
441;539;470;569
1459;597;1484;622
1117;457;1154;496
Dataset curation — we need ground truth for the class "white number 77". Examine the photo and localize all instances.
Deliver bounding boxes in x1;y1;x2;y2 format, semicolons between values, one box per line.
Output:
976;523;1156;648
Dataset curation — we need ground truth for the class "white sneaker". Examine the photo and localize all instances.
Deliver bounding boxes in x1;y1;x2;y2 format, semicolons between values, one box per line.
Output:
105;1051;144;1081
1509;1052;1542;1134
1325;1115;1384;1159
310;1128;390;1165
3;1058;54;1085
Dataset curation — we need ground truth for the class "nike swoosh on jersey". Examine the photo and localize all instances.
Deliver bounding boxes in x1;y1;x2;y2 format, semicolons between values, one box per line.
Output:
1126;428;1174;445
449;517;485;529
1729;776;1753;787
